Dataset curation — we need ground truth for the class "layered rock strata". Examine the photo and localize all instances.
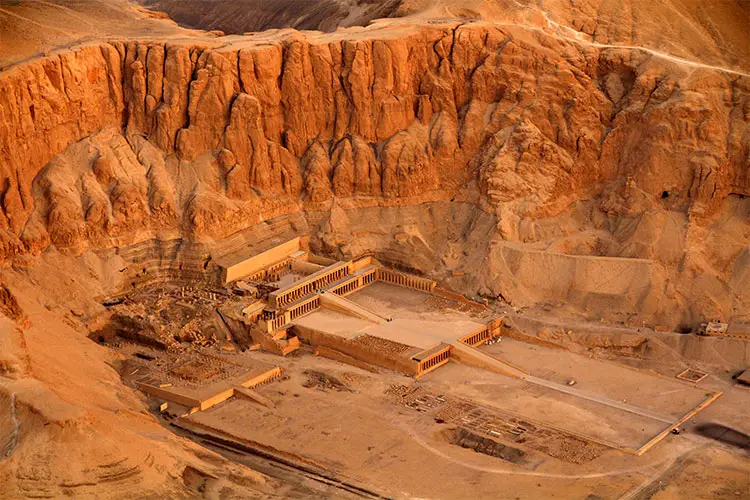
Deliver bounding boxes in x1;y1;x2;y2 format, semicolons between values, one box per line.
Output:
0;21;748;323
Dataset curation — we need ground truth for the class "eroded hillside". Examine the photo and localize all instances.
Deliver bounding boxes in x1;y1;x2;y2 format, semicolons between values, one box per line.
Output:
1;2;749;498
0;18;748;325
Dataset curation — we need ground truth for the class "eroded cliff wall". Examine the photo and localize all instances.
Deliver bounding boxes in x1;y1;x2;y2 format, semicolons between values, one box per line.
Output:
0;21;748;322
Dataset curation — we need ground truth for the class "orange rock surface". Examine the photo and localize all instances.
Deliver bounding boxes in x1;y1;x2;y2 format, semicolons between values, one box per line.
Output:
0;14;747;324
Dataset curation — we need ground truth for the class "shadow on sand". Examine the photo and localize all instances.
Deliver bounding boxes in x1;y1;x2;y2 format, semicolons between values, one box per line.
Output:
694;423;749;451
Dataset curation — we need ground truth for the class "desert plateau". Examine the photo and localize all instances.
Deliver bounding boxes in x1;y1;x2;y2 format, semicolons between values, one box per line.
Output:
0;0;749;498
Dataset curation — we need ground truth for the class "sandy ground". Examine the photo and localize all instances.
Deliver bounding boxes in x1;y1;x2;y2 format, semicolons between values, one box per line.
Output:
169;280;746;498
482;337;712;420
0;0;207;67
189;272;748;496
419;362;688;450
181;350;750;499
1;248;748;497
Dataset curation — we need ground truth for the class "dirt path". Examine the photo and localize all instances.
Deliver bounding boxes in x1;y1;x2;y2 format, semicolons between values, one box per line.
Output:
540;11;749;77
618;444;706;500
376;6;749;78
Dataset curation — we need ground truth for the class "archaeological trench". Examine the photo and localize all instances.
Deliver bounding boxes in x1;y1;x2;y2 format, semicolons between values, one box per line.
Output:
0;1;749;498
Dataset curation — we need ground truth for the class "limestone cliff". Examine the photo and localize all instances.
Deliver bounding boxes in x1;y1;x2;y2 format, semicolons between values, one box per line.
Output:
2;6;749;499
0;21;749;324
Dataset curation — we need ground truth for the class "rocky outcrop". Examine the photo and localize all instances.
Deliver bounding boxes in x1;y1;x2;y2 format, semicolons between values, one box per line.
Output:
0;21;748;323
2;25;746;253
478;119;580;239
2;7;748;499
331;136;381;197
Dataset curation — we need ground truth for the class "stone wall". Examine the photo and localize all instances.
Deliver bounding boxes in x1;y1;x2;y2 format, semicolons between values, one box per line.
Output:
292;324;419;375
219;237;301;283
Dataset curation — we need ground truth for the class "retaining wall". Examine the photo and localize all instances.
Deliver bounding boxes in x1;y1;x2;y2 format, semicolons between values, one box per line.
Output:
220;237;301;284
292;324;419;375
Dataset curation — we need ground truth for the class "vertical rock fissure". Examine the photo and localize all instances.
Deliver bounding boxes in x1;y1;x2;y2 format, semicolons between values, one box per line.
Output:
4;392;20;458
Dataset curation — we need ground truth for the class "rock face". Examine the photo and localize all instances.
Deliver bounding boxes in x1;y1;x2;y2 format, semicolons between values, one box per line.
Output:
0;21;749;324
1;7;748;499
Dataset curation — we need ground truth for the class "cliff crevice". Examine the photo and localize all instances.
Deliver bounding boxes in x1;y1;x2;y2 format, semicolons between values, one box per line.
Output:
0;22;748;323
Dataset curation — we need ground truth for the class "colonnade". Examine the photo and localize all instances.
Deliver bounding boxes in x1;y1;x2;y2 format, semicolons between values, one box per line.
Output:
271;262;350;307
459;326;491;347
287;295;321;322
246;258;293;283
417;346;452;374
376;268;436;292
329;268;377;296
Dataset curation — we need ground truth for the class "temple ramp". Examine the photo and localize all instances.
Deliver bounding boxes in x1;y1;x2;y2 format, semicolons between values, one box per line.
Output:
450;341;529;379
319;291;390;325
